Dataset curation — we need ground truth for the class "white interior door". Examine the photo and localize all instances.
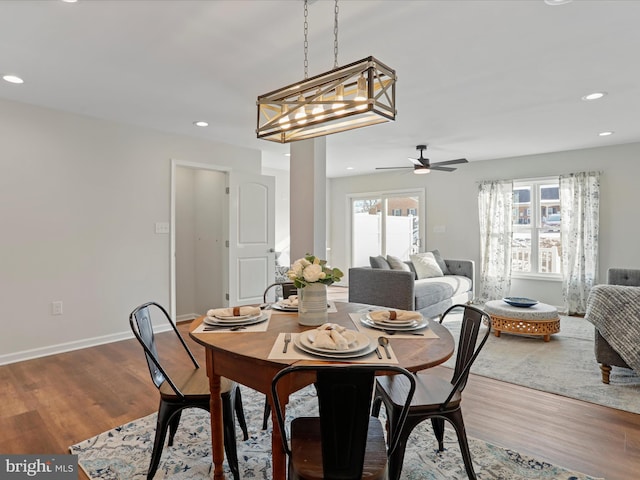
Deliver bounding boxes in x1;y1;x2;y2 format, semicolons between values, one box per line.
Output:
228;171;276;306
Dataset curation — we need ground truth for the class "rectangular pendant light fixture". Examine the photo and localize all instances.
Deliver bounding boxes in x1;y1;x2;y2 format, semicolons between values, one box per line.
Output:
256;56;396;143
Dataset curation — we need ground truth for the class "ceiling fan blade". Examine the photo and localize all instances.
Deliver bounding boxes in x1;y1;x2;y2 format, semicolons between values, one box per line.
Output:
375;166;413;170
429;165;457;172
408;156;430;167
431;158;468;167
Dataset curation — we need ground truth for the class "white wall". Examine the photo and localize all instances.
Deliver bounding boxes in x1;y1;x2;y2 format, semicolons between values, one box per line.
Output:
0;98;261;364
329;142;640;306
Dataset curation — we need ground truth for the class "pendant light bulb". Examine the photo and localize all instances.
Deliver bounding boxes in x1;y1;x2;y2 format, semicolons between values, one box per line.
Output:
279;105;291;130
355;75;367;111
333;84;346;115
311;89;325;120
294;95;308;124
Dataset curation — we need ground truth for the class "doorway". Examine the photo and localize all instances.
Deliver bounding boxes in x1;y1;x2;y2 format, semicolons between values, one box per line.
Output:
172;162;228;321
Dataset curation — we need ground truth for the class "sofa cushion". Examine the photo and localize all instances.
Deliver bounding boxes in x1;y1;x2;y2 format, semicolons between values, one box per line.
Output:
410;252;444;279
369;255;391;269
430;249;450;275
387;255;411;272
414;275;473;311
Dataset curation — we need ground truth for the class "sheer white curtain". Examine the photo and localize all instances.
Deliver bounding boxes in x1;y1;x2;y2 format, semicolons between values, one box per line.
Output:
560;171;600;315
477;180;513;303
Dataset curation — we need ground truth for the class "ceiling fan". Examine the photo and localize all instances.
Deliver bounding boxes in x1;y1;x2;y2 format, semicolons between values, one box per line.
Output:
376;145;469;174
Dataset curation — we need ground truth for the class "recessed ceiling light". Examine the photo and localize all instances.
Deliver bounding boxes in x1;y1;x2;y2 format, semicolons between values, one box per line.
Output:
598;131;614;137
61;0;78;3
284;153;291;157
346;167;354;170
193;121;208;127
2;74;24;84
581;92;606;101
544;0;573;5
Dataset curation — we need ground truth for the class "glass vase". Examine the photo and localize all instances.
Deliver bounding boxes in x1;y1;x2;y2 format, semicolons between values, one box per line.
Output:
298;282;328;326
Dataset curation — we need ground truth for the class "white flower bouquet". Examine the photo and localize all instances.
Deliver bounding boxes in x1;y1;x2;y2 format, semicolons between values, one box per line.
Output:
287;254;343;289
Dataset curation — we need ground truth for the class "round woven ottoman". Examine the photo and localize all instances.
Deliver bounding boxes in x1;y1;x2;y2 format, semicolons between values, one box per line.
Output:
483;300;560;342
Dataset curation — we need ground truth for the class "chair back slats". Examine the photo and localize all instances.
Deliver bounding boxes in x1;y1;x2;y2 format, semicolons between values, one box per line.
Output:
272;364;416;480
316;369;375;478
441;304;491;407
133;306;165;388
129;301;199;398
263;281;297;303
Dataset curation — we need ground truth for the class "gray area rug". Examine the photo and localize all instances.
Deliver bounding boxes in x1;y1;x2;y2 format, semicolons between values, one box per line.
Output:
442;312;640;414
70;386;602;480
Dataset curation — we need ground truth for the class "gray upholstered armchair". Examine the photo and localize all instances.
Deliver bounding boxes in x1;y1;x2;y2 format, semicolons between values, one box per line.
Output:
585;268;640;383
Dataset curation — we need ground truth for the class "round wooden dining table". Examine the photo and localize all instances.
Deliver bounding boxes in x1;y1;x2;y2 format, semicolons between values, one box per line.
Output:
189;301;455;480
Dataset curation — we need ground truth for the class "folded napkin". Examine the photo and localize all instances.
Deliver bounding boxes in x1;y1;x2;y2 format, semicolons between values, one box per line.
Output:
280;295;298;306
368;309;422;322
207;306;261;318
311;323;357;350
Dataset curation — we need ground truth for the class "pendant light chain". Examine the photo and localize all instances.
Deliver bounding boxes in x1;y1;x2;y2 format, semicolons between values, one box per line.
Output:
303;0;309;79
333;0;339;68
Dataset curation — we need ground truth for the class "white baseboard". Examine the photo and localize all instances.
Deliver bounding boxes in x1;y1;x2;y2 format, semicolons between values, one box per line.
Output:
0;323;173;366
176;313;200;322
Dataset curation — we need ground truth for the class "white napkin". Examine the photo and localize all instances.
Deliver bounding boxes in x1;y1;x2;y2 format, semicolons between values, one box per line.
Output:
310;323;357;350
280;295;299;306
368;309;422;322
207;306;261;318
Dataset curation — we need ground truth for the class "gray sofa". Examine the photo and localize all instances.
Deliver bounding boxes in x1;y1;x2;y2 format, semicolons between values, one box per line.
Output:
348;258;474;319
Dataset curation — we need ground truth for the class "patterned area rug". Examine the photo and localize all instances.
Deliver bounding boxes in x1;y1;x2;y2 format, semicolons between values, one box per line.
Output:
70;386;602;480
442;312;640;414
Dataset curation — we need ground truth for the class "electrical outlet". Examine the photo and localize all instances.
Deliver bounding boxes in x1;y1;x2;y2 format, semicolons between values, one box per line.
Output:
51;301;63;316
155;222;170;234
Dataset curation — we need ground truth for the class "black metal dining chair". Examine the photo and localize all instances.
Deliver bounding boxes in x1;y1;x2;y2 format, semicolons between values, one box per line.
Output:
129;302;248;480
272;363;416;480
263;281;298;303
372;304;491;480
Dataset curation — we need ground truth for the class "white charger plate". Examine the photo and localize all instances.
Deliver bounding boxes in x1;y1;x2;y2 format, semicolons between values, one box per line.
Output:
294;331;376;359
204;313;267;327
297;330;370;354
271;302;298;312
360;313;429;331
366;312;420;327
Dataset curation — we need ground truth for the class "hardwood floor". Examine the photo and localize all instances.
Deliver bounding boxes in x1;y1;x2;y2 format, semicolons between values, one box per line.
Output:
1;301;638;480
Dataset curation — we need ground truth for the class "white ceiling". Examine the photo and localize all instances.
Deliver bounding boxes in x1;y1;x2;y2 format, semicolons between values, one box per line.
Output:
1;0;639;178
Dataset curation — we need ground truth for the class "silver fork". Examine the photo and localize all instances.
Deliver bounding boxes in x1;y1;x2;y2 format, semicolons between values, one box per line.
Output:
283;332;292;353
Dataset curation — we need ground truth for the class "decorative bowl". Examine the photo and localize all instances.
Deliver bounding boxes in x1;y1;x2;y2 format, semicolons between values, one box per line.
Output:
502;297;538;308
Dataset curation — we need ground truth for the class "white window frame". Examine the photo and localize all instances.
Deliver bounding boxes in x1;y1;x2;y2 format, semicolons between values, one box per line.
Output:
512;177;562;281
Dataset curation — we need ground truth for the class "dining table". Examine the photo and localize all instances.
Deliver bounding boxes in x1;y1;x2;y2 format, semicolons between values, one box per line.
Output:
189;300;455;480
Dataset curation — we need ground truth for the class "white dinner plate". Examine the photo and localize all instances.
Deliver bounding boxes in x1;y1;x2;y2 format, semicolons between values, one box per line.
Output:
294;331;376;359
366;313;420;327
204;313;267;327
360;313;430;331
297;330;371;354
271;303;298;312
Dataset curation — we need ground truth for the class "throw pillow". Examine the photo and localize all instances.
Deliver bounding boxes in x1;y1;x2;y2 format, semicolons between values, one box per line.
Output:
430;249;450;275
369;255;391;269
386;255;411;271
410;252;444;279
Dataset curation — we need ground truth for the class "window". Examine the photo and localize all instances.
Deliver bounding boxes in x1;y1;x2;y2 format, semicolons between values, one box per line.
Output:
350;190;424;267
512;178;561;276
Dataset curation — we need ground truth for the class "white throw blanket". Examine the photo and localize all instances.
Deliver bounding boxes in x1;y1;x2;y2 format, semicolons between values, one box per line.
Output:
585;284;640;373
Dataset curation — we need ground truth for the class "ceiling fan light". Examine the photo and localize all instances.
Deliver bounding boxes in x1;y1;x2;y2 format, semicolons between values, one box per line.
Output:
414;167;430;175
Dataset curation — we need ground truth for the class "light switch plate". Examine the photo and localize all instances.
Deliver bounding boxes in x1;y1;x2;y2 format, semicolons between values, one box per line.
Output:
155;222;170;234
